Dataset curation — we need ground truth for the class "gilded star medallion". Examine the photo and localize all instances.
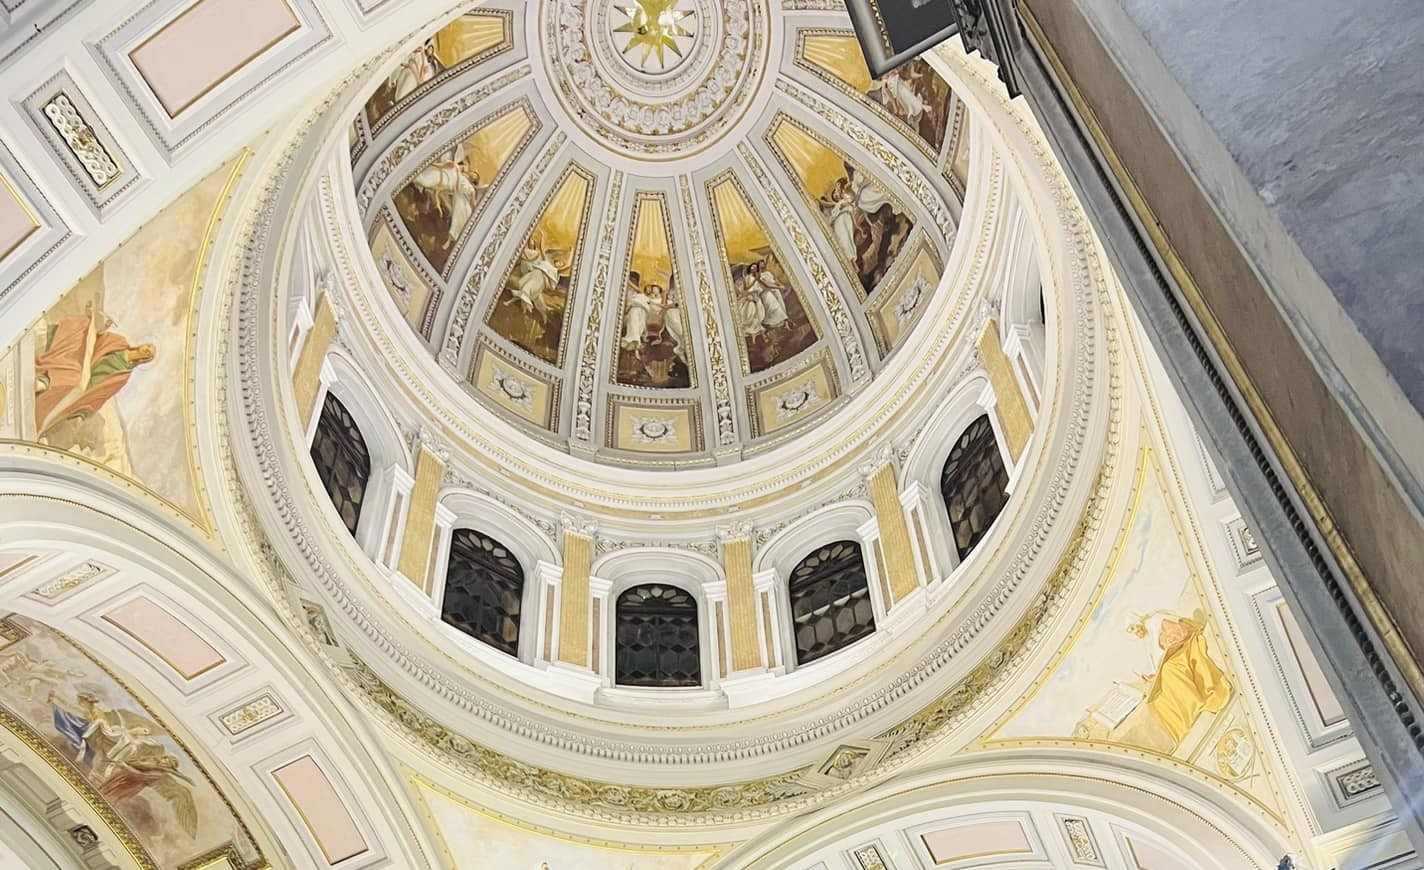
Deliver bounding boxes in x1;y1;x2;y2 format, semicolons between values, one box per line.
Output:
610;0;699;75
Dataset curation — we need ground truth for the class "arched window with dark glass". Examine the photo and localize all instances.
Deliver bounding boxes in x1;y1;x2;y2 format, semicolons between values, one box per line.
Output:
309;393;371;536
788;540;876;665
940;414;1009;560
441;529;525;656
614;584;700;688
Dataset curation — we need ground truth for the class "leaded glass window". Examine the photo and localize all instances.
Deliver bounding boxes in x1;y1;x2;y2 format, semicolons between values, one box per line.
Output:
441;529;525;656
614;584;700;688
788;540;876;665
309;393;371;536
940;414;1009;559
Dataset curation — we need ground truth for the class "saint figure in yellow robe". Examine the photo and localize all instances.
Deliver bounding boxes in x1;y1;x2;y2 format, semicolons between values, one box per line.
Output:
1128;610;1232;747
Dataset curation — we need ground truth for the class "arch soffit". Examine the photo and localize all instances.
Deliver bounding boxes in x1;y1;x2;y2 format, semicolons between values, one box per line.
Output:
0;489;438;870
320;345;413;473
753;500;876;579
593;547;725;592
723;750;1291;870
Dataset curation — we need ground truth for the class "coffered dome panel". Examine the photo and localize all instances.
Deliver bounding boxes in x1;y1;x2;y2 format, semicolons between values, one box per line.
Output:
350;1;967;467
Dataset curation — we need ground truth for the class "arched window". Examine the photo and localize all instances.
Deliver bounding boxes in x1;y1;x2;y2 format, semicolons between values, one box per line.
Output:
309;393;371;536
614;585;700;688
788;540;876;665
940;414;1009;560
441;529;524;657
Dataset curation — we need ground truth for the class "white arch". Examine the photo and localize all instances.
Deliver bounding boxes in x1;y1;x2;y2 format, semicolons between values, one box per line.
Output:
0;477;439;870
754;501;888;676
995;190;1049;408
433;488;561;663
719;748;1293;870
754;500;877;579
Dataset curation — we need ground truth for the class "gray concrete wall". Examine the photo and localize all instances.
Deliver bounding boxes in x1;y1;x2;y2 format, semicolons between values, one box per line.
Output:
1100;0;1424;505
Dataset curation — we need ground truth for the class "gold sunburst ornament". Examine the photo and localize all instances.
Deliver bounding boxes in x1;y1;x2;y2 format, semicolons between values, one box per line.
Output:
612;0;696;74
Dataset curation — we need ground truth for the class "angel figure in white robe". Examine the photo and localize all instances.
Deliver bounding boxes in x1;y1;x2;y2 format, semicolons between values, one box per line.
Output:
869;65;927;126
387;42;441;104
506;232;567;320
620;274;654;352
659;286;688;365
750;260;790;332
734;264;769;338
411;145;484;241
0;652;81;699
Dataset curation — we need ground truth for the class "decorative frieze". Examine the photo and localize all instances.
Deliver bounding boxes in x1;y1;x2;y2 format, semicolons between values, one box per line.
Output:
33;561;106;600
42;94;120;188
218;693;285;737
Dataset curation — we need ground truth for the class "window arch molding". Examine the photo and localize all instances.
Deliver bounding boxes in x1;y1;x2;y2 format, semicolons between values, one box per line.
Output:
305;346;413;562
900;372;1012;584
994;192;1053;412
432;490;559;664
754;501;886;674
593;548;720;695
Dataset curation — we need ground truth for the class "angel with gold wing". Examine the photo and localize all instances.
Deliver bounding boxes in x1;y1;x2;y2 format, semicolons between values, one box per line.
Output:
48;690;199;838
100;752;199;838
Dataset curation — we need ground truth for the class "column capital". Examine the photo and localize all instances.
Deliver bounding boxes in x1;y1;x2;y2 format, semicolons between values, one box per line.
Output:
411;425;451;463
857;444;898;480
559;513;597;537
715;520;753;543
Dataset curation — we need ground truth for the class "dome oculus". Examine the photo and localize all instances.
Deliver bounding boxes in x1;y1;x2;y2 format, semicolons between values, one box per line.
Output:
610;0;699;76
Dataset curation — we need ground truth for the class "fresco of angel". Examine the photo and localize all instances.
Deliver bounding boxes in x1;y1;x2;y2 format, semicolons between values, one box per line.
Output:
733;258;790;338
505;232;569;321
387;42;442;105
617;272;690;388
48;690;199;837
0;651;82;699
817;164;912;292
410;144;485;250
866;59;951;151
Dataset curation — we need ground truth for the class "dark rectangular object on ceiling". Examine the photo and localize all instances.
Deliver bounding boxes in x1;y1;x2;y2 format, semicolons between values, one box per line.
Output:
848;0;1023;97
846;0;958;76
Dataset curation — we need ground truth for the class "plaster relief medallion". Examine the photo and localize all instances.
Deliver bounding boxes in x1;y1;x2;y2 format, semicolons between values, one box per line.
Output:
895;277;929;325
630;416;677;443
774;381;819;419
492;368;535;410
1214;726;1255;779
